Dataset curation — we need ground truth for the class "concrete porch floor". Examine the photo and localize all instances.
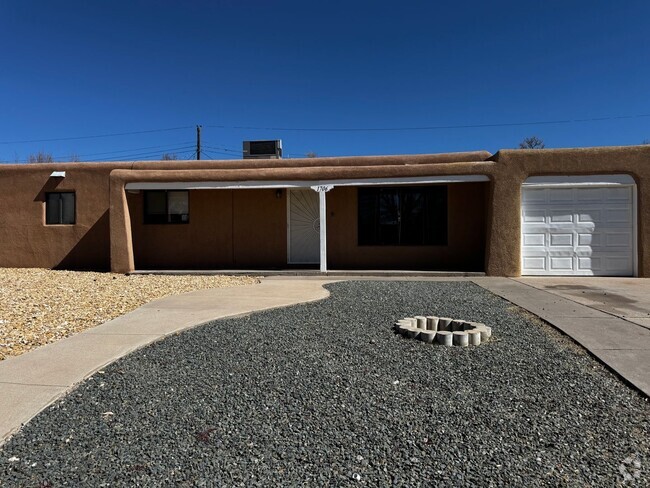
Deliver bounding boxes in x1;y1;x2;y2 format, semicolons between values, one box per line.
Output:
131;269;486;278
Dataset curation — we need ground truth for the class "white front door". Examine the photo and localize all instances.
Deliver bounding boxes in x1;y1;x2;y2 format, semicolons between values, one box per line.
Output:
521;184;635;276
287;189;320;264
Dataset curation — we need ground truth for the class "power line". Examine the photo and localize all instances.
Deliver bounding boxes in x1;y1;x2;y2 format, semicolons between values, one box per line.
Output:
85;145;196;162
204;113;650;132
203;143;316;159
11;143;197;163
0;126;195;145
54;142;195;161
2;111;648;148
200;148;240;159
202;143;241;154
76;141;195;158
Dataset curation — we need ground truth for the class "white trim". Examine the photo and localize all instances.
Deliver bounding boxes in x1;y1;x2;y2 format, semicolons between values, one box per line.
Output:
125;174;489;190
523;174;635;187
286;190;291;265
311;184;334;193
318;190;327;272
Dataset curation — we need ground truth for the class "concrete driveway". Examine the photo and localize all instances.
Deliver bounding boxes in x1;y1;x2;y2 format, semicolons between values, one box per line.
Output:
475;276;650;399
516;277;650;330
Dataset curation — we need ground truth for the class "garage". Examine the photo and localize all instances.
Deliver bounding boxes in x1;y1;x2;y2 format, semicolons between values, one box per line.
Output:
521;175;636;276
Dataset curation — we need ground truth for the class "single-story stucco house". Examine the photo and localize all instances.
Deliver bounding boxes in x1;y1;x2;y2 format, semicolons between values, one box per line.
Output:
0;145;648;276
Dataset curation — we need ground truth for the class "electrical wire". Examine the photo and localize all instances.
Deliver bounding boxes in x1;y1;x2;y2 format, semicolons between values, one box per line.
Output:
10;142;198;163
85;145;196;162
200;149;239;160
10;144;196;163
204;113;650;132
0;126;195;145
202;144;242;154
75;141;195;158
3;111;648;149
202;143;307;158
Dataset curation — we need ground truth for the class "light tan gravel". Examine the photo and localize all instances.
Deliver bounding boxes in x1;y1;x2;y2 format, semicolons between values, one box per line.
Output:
0;268;258;360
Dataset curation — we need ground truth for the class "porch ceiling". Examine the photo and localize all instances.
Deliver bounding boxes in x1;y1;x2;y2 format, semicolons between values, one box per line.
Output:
125;174;490;190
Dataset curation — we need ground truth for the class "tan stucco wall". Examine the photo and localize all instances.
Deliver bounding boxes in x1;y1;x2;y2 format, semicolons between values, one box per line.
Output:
487;146;650;277
1;146;648;276
0;163;130;270
126;151;492;171
326;183;487;271
129;189;287;269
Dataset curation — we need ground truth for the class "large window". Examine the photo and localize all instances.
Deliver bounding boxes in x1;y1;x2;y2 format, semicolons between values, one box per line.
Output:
144;190;189;224
45;192;75;225
358;186;447;245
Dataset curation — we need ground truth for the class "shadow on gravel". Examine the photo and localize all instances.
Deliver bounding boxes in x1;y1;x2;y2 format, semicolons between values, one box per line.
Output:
1;281;648;486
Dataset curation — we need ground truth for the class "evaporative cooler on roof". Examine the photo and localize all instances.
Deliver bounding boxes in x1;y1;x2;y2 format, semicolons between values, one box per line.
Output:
243;140;282;159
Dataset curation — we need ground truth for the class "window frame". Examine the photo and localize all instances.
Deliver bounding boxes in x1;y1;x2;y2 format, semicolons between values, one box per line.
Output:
143;190;190;225
357;185;448;246
45;191;76;225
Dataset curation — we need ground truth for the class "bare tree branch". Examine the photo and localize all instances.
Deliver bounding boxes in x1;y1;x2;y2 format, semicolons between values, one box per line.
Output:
518;136;545;149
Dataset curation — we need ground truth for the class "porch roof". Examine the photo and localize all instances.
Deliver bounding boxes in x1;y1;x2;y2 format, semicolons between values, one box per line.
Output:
125;174;490;190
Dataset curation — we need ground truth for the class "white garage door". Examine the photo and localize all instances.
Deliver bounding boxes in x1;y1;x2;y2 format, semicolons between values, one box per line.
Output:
521;178;635;276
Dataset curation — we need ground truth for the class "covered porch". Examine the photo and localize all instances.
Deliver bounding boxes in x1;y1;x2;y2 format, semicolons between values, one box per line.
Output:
121;175;490;273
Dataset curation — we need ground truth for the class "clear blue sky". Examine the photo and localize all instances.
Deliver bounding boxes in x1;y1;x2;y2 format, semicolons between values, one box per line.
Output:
1;0;649;162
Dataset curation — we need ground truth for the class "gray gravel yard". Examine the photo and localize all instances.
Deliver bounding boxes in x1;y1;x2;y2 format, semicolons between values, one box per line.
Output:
1;281;648;486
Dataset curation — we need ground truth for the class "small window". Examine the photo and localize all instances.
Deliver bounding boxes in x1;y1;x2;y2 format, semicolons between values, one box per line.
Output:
45;192;75;225
358;186;447;245
144;190;189;224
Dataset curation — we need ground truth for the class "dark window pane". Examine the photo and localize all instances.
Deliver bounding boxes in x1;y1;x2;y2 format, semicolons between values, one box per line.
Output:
379;191;399;225
425;186;448;245
61;193;75;224
45;192;75;225
144;191;168;224
144;190;190;224
400;189;425;245
45;193;61;224
358;186;447;246
145;191;167;214
378;189;399;244
358;189;379;245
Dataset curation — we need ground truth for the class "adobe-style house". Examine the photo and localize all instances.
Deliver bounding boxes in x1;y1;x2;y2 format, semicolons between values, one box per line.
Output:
0;145;648;276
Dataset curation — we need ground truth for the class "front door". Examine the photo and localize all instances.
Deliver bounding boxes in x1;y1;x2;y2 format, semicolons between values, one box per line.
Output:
287;189;320;264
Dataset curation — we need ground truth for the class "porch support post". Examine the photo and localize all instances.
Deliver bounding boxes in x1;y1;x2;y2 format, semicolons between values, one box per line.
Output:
312;185;333;273
109;171;135;273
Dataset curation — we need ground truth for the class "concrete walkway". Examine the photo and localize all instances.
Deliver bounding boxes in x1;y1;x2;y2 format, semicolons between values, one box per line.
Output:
475;277;650;398
0;279;333;443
